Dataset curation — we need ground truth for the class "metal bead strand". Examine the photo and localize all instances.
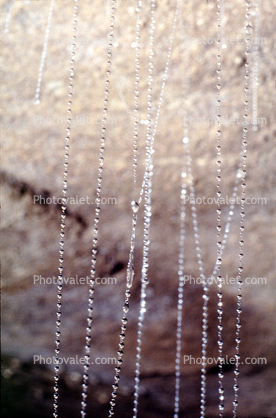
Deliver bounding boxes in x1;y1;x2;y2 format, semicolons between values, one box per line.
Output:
183;133;210;418
34;0;55;105
107;310;130;417
185;141;210;418
183;134;243;418
251;1;260;132
80;2;117;417
53;2;78;417
233;2;251;416
174;136;187;418
135;0;180;207
185;139;241;284
134;0;180;214
108;0;180;408
179;19;209;413
174;11;188;416
107;2;144;415
132;3;180;413
220;0;227;50
133;0;142;185
107;178;146;416
185;146;205;281
115;0;180;154
181;61;243;417
107;138;151;417
151;0;180;141
179;8;246;414
181;61;209;415
132;2;156;416
183;95;246;418
215;1;225;416
107;203;138;417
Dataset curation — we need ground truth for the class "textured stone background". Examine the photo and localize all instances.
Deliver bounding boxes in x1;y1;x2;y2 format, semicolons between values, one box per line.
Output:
1;0;276;417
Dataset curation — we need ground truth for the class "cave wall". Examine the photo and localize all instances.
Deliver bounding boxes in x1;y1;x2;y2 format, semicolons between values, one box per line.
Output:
1;0;276;417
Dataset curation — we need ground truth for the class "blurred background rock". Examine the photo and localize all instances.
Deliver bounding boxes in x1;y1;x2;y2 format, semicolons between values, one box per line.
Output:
1;0;276;417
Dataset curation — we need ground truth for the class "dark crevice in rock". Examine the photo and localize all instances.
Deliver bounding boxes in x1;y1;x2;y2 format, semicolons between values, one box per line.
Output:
1;170;88;233
238;56;247;67
109;261;125;275
207;362;235;375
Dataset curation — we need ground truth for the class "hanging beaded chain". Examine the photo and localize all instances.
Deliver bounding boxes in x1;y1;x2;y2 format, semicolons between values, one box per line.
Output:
178;23;210;409
173;160;186;418
173;10;189;416
80;2;117;417
251;0;260;132
220;0;227;50
180;132;245;418
34;0;55;105
135;0;180;199
132;1;156;416
107;1;180;415
173;43;188;418
4;1;14;34
132;2;180;416
215;1;225;416
233;2;252;416
107;2;142;417
113;66;147;124
178;10;244;415
53;2;78;417
133;0;142;186
184;140;242;418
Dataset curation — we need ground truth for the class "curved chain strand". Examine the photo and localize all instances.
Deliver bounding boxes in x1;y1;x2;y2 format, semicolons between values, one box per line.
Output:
174;100;188;418
133;0;142;185
53;2;78;417
233;2;252;415
107;2;142;416
132;1;180;416
80;2;117;417
34;0;55;105
215;1;225;416
132;1;156;416
252;0;260;132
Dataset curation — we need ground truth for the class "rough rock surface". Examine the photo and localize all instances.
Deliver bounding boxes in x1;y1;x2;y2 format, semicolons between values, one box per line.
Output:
1;1;276;417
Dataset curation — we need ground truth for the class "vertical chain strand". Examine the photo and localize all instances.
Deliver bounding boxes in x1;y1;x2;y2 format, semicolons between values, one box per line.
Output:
132;1;156;416
107;3;140;417
133;2;180;415
215;1;225;416
233;2;252;416
107;3;143;415
174;96;188;418
80;2;117;417
53;2;78;417
252;1;260;131
174;12;188;414
133;0;142;185
34;0;55;105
